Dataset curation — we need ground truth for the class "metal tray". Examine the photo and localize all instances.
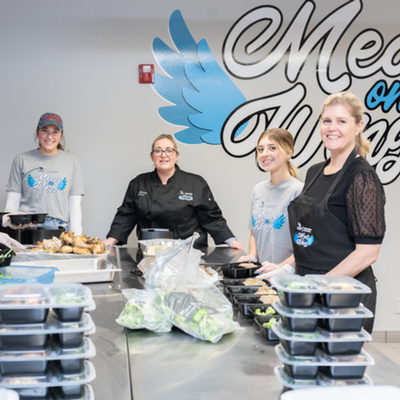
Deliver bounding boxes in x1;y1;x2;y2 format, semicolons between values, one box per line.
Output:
11;258;121;283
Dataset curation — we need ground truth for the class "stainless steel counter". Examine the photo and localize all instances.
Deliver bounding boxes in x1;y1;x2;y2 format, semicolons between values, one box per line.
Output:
87;247;400;400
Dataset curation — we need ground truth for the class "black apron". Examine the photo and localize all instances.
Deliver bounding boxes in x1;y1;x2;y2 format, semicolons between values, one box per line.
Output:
288;149;377;333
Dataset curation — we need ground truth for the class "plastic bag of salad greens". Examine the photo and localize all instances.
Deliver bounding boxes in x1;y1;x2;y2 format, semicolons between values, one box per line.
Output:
146;236;238;342
116;289;172;333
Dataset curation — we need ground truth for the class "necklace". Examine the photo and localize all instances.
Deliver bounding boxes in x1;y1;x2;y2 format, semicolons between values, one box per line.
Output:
38;150;60;172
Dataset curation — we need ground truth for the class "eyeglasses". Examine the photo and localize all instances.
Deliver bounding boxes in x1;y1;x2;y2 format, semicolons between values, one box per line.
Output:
152;148;176;157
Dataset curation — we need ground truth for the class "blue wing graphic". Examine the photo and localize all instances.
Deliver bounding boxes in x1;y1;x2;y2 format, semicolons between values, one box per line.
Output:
272;214;286;230
58;178;67;191
252;215;256;228
27;174;35;187
294;232;298;243
308;235;314;246
152;10;247;145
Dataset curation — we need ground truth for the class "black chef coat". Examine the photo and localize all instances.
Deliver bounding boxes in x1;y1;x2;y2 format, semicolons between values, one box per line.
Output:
107;165;234;248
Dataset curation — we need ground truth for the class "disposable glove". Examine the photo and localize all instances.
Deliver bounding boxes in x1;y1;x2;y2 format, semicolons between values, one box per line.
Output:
2;212;31;230
237;254;258;263
0;232;25;250
256;264;295;281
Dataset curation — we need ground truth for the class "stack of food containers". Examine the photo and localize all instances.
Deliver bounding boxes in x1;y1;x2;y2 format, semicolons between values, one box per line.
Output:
269;275;374;390
0;283;96;400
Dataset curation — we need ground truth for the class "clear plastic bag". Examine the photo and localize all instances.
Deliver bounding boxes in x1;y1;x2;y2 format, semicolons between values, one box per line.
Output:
116;288;172;333
146;237;238;343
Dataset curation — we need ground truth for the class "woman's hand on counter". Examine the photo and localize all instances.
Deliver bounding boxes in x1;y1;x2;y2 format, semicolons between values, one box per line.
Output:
0;232;25;249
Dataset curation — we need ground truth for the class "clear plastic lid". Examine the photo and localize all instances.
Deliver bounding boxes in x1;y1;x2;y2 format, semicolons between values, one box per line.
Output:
270;275;371;294
0;360;96;388
271;321;372;342
0;312;95;335
0;283;94;309
274;365;373;389
272;301;374;319
275;344;375;366
0;337;95;361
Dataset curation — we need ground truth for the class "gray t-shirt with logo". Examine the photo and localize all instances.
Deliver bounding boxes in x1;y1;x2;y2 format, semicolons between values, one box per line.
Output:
248;176;303;264
6;149;85;223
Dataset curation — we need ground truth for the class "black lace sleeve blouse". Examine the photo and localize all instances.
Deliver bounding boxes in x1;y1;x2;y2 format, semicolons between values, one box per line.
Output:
305;156;386;245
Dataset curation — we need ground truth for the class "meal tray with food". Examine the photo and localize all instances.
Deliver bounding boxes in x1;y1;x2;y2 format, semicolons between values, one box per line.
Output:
0;336;95;375
12;258;121;284
221;262;260;278
270;275;371;308
271;321;372;356
254;316;280;341
274;365;372;390
0;312;95;350
0;283;95;324
234;294;280;316
275;344;375;380
273;301;373;333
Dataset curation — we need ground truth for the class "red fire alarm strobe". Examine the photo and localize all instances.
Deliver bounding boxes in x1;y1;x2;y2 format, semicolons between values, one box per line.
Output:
139;64;154;84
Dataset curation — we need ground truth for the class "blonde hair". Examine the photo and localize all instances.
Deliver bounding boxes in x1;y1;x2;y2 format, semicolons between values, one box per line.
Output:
151;134;179;154
322;91;370;158
256;128;299;179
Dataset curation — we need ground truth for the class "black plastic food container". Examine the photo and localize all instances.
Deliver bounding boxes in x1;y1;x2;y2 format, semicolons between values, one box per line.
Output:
30;213;48;224
8;214;32;225
22;227;65;245
283;362;319;379
319;340;364;355
254;316;279;342
0;333;48;350
234;296;263;316
249;305;278;322
56;358;85;374
53;307;84;323
57;384;85;398
279;338;318;356
318;317;364;332
280;315;318;333
317;292;362;308
319;364;367;379
222;265;247;279
54;332;85;348
0;359;49;375
0;308;49;324
15;386;49;398
278;290;317;308
139;228;174;240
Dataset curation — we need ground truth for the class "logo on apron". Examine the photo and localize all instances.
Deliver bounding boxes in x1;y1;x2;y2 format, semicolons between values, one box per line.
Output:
294;222;314;248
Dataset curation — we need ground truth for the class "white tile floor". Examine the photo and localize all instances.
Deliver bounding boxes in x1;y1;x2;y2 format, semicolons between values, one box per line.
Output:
369;342;400;366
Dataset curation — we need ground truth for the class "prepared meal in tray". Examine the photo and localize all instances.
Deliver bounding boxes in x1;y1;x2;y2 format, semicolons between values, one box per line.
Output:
0;284;94;324
269;275;371;308
274;365;373;390
243;278;266;287
271;321;372;356
273;301;373;333
26;231;106;255
275;344;375;380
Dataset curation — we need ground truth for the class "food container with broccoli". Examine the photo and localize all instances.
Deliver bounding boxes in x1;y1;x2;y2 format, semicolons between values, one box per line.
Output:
272;301;373;333
270;275;371;309
275;344;374;380
0;283;95;324
0;336;95;375
254;316;280;341
271;321;372;356
249;305;278;321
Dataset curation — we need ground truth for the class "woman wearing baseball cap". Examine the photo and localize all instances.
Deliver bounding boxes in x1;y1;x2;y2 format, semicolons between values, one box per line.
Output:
3;113;85;234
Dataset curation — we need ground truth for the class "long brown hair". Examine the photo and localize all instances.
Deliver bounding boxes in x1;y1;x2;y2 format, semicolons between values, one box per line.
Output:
255;128;299;179
321;91;370;158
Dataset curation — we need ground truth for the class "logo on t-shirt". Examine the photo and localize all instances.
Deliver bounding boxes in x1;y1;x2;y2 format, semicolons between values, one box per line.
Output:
252;211;286;233
178;190;193;201
27;174;67;193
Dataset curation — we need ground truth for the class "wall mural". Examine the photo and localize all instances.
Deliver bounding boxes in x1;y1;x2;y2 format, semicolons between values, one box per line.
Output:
152;1;400;185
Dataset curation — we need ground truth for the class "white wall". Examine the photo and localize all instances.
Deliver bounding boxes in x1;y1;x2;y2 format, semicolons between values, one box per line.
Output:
0;0;399;331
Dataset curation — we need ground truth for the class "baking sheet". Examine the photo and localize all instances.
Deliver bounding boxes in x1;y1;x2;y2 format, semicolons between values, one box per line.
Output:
11;258;121;283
